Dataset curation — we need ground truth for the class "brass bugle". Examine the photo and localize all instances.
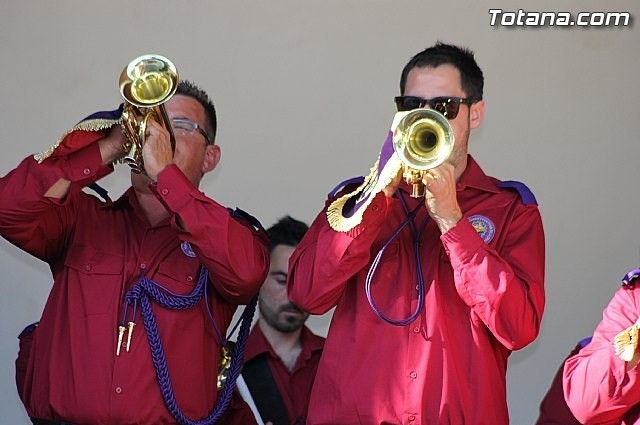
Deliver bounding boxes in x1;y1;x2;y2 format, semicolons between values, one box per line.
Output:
119;54;179;173
392;108;455;197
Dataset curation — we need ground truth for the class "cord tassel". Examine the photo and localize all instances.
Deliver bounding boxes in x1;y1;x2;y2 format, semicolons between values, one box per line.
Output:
126;322;135;352
116;325;126;356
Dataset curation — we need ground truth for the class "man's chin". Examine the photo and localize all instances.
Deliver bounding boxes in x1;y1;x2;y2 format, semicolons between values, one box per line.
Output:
274;316;305;333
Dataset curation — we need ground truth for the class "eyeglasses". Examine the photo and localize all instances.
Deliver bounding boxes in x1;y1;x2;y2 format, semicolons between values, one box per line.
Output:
171;118;213;145
394;96;474;119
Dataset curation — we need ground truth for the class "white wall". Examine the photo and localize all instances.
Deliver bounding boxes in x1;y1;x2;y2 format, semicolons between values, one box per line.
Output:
1;1;638;423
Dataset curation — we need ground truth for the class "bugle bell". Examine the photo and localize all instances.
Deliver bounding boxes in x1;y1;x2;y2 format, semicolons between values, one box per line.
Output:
119;54;179;173
392;108;455;197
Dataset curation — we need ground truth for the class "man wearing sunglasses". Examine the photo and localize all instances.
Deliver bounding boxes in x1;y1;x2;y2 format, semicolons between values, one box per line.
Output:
287;42;545;424
0;80;270;424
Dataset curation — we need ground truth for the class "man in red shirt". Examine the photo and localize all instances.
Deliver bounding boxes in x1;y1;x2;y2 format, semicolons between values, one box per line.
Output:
287;42;545;424
564;269;640;424
0;79;270;424
241;216;325;425
535;337;590;425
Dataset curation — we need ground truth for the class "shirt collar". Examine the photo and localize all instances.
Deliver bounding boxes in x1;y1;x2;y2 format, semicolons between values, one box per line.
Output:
456;155;500;194
244;323;324;363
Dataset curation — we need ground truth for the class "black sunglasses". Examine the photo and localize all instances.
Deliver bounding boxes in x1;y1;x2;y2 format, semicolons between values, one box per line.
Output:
394;96;474;119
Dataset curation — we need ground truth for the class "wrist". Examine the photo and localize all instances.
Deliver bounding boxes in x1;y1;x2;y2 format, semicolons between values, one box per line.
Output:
99;138;127;166
435;211;463;234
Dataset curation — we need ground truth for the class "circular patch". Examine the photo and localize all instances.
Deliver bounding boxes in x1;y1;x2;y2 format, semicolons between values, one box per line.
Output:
467;215;495;244
180;241;197;258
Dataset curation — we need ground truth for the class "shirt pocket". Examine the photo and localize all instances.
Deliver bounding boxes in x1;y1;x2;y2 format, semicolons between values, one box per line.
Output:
64;244;124;317
370;239;400;266
365;240;402;304
153;257;200;295
435;245;473;322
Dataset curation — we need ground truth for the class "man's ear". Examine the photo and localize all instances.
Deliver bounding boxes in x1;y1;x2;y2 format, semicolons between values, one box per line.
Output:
469;100;485;130
202;145;221;174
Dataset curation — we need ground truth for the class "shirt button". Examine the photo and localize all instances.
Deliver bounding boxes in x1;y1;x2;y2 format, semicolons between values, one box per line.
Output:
410;371;417;379
115;386;122;394
161;188;169;195
85;265;92;271
187;275;193;282
413;326;420;333
409;415;416;421
83;168;91;175
140;263;147;269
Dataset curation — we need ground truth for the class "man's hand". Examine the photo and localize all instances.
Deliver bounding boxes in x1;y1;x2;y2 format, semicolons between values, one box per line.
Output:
382;168;403;198
98;125;127;166
423;163;463;234
141;119;174;182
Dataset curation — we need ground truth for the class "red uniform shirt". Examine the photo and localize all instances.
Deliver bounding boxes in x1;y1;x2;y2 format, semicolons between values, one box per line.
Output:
0;142;269;424
288;156;545;425
564;285;640;425
243;324;325;424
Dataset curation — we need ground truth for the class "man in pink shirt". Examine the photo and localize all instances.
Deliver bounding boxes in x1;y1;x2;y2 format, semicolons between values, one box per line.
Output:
287;42;545;425
1;79;269;424
564;269;640;424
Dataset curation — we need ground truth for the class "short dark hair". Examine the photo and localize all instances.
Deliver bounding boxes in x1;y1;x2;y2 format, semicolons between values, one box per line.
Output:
266;216;309;253
176;80;218;143
399;42;484;102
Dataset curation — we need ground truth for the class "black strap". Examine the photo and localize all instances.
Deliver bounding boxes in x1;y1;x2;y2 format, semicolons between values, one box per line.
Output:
242;354;290;425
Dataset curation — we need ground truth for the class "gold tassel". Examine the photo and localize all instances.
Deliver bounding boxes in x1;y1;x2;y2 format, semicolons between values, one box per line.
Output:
326;155;402;233
614;318;640;362
116;325;126;356
216;343;235;390
125;322;135;352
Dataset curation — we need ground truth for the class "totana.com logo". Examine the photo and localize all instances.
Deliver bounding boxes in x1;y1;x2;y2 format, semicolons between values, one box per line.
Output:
488;9;632;27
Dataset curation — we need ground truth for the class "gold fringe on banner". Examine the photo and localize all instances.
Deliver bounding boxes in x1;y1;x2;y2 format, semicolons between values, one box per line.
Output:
33;117;121;163
614;317;640;362
326;154;402;233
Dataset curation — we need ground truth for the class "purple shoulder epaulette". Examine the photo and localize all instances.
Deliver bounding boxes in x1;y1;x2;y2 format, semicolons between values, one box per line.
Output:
497;180;537;205
328;176;365;199
622;268;640;287
78;104;124;124
88;183;111;203
227;207;265;232
578;336;592;349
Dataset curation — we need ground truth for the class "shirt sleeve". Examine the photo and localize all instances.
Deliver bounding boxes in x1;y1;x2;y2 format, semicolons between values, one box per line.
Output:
152;165;269;304
287;192;389;314
441;203;545;350
0;142;112;261
563;287;640;424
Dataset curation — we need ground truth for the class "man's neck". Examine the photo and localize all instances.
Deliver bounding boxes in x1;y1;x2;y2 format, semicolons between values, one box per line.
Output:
135;189;170;226
258;319;303;372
